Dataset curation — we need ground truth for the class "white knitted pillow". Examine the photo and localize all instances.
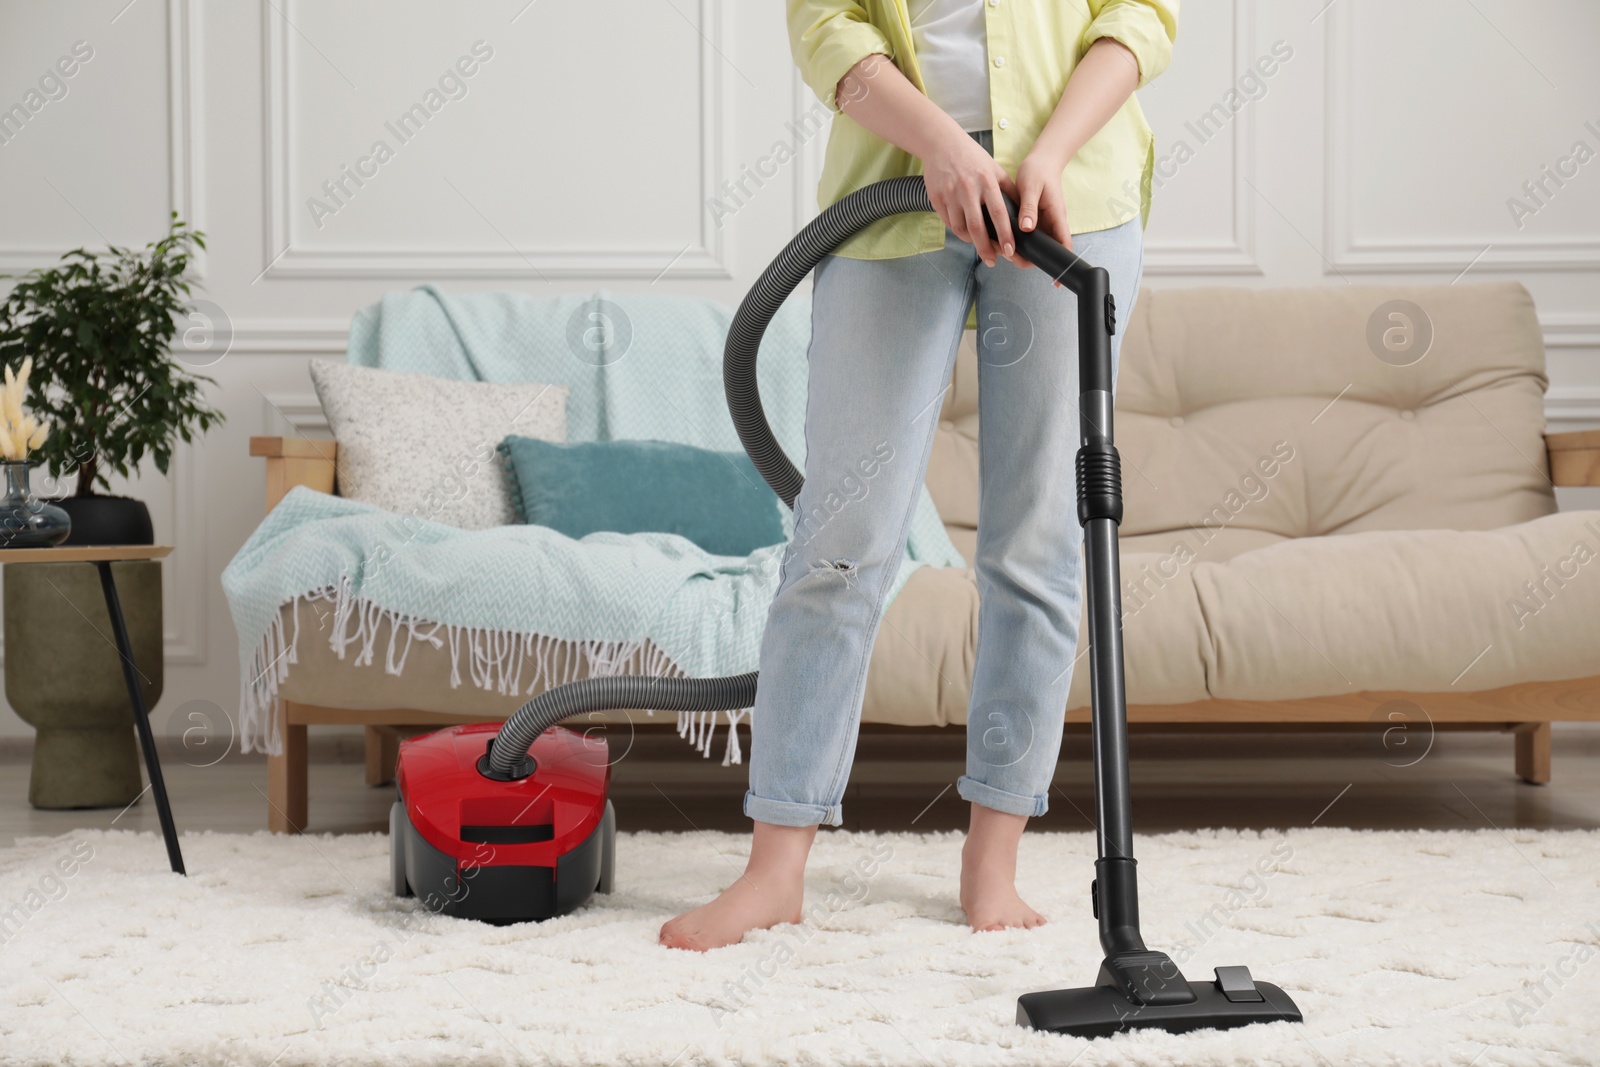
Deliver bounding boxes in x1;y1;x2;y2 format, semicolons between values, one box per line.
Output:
308;361;567;530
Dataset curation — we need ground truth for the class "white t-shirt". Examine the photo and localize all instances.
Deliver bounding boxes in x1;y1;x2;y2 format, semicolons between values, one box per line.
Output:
907;0;993;133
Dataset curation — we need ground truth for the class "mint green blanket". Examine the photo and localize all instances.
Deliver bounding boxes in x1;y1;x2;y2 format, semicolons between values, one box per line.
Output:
223;287;966;760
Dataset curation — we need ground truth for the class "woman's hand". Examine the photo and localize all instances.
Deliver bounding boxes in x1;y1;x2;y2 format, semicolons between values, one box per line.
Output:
1012;146;1073;270
921;126;1020;268
1010;36;1143;272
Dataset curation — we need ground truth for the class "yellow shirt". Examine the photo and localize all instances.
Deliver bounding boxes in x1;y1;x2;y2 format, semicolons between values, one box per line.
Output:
788;0;1179;260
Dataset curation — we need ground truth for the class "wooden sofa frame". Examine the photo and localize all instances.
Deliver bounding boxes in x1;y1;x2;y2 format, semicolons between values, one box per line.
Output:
249;431;1600;833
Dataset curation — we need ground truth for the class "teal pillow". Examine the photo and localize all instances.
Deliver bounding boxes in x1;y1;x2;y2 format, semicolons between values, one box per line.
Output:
498;436;785;557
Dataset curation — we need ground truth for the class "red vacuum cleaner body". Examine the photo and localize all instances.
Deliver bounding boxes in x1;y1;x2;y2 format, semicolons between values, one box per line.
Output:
391;723;615;923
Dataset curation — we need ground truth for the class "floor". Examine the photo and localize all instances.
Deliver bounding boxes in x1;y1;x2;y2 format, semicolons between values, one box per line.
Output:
4;722;1599;843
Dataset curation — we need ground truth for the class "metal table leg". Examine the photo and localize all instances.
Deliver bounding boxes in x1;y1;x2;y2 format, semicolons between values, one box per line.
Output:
95;561;185;875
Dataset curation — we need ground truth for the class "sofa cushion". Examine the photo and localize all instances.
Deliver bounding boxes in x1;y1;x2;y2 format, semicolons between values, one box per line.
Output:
498;436;786;557
928;282;1556;553
270;510;1600;725
1116;281;1554;540
1194;510;1600;700
308;361;568;530
924;514;1600;717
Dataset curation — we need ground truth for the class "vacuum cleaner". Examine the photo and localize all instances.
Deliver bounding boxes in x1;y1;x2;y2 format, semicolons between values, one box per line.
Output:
391;175;1305;1038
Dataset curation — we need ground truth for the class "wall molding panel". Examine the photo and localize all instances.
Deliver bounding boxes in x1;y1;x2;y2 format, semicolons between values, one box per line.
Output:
167;0;205;280
230;320;350;356
259;0;732;280
1140;0;1260;275
1548;391;1600;426
0;0;204;276
1324;4;1600;275
1543;315;1600;351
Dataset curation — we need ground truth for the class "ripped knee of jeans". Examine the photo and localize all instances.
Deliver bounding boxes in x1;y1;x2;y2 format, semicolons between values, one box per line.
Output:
806;556;859;588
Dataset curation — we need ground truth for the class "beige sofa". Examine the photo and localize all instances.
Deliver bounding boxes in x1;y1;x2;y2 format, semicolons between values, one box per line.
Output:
251;281;1600;832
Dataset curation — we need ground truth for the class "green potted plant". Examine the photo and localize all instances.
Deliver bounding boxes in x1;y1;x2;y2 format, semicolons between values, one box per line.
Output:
0;216;222;809
0;213;224;544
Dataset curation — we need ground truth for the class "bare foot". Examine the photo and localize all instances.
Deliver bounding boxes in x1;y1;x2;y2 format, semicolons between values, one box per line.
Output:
960;802;1047;932
660;821;816;951
658;871;803;951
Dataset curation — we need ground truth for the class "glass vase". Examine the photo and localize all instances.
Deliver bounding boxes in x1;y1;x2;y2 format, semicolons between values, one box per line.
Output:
0;461;72;548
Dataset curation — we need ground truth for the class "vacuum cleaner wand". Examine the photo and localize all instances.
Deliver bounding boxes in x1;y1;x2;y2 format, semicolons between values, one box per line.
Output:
993;199;1304;1036
479;177;1302;1038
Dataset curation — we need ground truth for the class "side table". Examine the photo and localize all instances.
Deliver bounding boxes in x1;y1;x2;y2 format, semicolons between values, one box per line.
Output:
0;545;184;875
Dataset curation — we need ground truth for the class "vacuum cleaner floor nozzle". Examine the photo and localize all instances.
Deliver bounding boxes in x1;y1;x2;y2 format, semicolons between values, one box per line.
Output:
1016;965;1303;1038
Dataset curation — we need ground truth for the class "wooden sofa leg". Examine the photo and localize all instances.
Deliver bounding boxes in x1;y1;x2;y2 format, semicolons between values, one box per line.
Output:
268;720;309;833
365;726;400;787
1515;722;1551;785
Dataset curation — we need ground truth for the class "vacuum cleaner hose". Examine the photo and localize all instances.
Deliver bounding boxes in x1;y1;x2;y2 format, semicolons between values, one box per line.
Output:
488;176;1044;777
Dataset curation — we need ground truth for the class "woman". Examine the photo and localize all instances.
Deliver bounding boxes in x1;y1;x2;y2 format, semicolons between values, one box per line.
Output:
662;0;1178;951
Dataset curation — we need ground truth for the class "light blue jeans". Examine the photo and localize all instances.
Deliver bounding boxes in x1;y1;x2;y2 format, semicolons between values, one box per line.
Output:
745;131;1145;827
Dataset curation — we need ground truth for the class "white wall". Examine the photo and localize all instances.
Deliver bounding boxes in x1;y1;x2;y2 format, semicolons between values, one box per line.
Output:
0;0;1595;738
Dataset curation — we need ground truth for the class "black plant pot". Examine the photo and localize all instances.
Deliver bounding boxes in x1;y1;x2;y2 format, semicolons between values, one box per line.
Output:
55;495;154;546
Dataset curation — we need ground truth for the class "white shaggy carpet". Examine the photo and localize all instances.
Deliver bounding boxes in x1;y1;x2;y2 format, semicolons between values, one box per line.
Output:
0;826;1596;1067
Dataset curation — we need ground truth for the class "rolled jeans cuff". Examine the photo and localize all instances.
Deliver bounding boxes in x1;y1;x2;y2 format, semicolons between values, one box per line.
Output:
956;774;1048;818
743;790;842;828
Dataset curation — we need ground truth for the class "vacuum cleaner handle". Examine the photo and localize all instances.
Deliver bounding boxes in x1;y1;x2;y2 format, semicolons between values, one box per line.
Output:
984;198;1091;289
981;198;1119;400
